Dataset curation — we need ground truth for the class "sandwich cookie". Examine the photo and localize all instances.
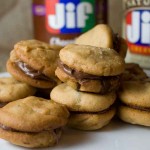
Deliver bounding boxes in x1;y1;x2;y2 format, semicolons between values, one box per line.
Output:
7;40;59;88
0;96;70;148
118;80;150;127
75;24;127;58
51;83;116;130
68;107;116;130
56;44;125;94
0;77;36;108
122;63;147;81
51;83;116;112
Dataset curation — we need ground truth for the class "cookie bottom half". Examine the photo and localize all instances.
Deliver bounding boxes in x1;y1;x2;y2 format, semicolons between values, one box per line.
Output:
118;105;150;127
68;107;116;130
0;128;62;148
55;67;120;94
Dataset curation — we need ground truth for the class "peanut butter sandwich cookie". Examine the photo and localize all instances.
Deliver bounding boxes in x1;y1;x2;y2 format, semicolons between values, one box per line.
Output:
122;63;147;81
68;107;116;130
118;80;150;127
7;40;59;88
56;44;125;94
0;77;36;108
75;24;127;58
51;83;116;130
0;96;70;148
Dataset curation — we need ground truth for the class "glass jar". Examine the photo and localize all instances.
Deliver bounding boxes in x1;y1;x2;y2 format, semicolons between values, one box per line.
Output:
123;0;150;69
32;0;108;47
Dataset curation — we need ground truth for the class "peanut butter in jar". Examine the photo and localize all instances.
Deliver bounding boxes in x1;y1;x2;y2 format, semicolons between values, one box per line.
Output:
32;0;108;47
123;0;150;69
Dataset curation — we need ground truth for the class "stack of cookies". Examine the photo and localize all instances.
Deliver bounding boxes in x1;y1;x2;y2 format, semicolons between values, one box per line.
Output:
118;79;150;127
51;44;125;130
6;39;61;99
0;39;60;108
0;40;71;148
1;24;149;149
7;40;59;88
118;63;150;127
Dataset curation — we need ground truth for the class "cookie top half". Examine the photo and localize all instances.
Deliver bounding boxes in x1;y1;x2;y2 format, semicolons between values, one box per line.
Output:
0;96;70;132
75;24;127;59
0;77;36;102
75;24;113;48
118;80;150;107
13;40;59;77
59;44;125;76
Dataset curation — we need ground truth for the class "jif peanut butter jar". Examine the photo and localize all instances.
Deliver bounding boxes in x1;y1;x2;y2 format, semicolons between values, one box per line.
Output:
32;0;108;47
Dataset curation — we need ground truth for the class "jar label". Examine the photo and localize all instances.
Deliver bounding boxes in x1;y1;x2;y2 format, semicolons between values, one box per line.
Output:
125;9;150;55
45;0;95;34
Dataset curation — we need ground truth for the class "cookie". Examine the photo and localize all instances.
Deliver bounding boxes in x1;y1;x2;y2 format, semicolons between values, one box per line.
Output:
118;80;150;126
0;128;62;148
122;63;147;81
59;44;124;76
119;80;150;107
0;77;36;107
75;24;113;48
56;44;125;93
0;96;69;148
51;83;116;112
68;107;116;130
7;40;59;88
118;105;150;127
0;96;70;132
75;24;127;58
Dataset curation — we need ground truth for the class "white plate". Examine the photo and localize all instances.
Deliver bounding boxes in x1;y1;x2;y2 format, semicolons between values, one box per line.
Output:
0;72;150;150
